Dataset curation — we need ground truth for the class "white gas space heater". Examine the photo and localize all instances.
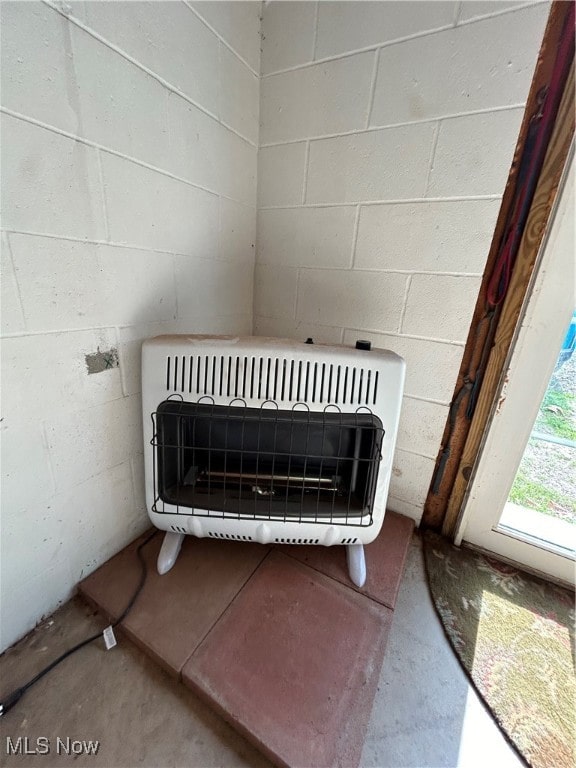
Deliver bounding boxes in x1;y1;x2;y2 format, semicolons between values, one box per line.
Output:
142;336;405;587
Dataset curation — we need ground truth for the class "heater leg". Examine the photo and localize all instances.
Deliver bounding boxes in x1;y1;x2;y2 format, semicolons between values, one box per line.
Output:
157;531;185;575
346;543;366;588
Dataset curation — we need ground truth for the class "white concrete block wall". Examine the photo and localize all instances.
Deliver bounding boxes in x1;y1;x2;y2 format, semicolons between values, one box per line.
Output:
256;0;549;523
0;0;550;650
0;0;260;651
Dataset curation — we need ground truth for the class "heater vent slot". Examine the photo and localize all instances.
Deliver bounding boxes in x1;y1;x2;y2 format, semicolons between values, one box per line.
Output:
165;355;379;406
341;537;359;544
208;532;253;541
170;525;187;533
274;537;320;544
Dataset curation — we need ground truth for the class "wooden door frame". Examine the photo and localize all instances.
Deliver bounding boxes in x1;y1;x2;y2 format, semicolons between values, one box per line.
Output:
422;1;575;536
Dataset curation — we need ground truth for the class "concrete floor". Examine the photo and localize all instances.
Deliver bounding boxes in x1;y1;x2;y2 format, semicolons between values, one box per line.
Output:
0;534;523;768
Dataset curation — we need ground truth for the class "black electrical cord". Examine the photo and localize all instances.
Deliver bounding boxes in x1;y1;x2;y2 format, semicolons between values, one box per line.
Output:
0;529;157;718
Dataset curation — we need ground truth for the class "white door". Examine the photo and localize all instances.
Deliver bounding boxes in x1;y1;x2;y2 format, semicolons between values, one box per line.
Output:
456;148;575;585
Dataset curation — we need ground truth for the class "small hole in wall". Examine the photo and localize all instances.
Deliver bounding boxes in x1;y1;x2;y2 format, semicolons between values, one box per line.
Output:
85;347;119;375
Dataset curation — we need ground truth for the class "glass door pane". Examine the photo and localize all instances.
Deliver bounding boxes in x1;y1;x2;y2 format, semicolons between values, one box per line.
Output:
500;311;576;555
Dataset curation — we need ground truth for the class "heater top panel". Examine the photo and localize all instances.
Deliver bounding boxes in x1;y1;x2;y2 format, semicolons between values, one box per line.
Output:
143;335;404;411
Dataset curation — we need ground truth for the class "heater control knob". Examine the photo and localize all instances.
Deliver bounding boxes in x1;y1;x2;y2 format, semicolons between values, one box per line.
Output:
355;340;371;351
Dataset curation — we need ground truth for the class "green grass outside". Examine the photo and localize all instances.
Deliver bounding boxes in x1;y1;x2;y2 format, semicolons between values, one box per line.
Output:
509;467;576;523
508;380;576;524
533;389;576;442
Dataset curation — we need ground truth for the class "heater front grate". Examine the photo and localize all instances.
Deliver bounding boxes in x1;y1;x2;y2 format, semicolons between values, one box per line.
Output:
150;398;384;527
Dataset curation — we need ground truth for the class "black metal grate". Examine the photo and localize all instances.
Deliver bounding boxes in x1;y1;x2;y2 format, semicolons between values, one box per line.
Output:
165;355;379;407
150;398;384;527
